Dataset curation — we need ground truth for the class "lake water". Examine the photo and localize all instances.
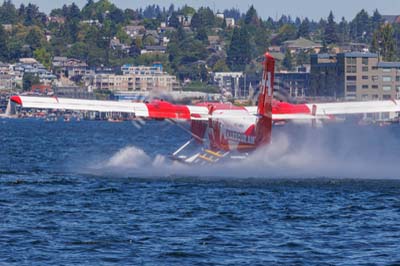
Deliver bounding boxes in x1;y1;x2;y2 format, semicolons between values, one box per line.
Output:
1;118;400;265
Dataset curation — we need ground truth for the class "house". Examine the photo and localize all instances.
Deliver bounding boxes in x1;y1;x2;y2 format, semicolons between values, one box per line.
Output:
216;13;225;19
283;37;323;54
125;25;145;38
1;24;12;31
208;36;224;51
47;16;65;24
225;18;235;28
141;46;167;54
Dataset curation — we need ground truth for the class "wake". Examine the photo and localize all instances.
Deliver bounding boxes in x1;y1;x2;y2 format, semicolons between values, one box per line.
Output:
85;125;400;180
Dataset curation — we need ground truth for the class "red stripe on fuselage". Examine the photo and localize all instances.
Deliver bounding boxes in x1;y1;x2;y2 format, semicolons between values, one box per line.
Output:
145;100;191;119
272;101;311;114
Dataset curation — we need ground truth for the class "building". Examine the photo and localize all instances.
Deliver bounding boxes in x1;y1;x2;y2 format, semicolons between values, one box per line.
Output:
225;18;235;28
275;71;310;98
213;72;243;98
310;52;400;101
140;45;167;54
121;64;163;75
53;86;93;99
283;37;322;54
86;64;178;92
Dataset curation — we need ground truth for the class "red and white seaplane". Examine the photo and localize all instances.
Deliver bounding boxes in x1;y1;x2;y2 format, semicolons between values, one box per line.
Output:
10;53;400;164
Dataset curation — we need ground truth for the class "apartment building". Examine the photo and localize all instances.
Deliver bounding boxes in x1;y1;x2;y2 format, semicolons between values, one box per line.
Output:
86;65;178;92
310;52;400;100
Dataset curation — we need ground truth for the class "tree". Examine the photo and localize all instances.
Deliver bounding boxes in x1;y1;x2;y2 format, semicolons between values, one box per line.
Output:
168;12;180;28
296;50;309;66
337;17;349;44
22;73;40;91
297;18;310;38
191;7;215;29
33;47;52;69
371;9;383;32
282;49;293;70
227;27;251;71
195;27;208;43
350;9;370;42
0;25;8;61
324;11;338;44
0;0;18;24
371;24;396;61
25;28;43;50
244;5;260;26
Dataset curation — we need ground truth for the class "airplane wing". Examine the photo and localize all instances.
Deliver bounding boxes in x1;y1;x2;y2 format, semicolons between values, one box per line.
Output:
10;95;209;120
10;95;400;121
270;100;400;120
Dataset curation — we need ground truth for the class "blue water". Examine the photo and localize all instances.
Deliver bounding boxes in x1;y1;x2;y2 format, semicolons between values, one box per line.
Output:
1;118;400;265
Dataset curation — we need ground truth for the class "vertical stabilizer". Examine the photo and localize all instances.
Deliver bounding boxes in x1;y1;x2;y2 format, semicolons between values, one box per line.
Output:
255;53;275;147
5;99;17;116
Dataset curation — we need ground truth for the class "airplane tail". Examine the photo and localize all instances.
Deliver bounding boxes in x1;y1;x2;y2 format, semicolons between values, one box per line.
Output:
255;52;275;147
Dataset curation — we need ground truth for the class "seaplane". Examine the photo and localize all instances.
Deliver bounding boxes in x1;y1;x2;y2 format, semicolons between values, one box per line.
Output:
9;53;400;164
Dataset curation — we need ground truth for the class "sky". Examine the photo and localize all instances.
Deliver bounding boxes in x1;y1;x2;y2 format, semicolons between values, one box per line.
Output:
11;0;400;21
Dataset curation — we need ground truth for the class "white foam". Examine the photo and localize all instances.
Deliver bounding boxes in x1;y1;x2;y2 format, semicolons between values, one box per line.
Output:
87;125;400;180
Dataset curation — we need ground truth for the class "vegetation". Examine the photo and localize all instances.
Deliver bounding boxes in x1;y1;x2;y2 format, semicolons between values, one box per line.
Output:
0;0;398;78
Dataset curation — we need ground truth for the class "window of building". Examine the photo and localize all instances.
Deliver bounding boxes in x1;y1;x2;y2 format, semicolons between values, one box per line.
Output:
382;68;391;72
397;86;400;92
372;75;379;82
346;65;356;73
372;85;378;89
346;57;356;64
383;94;391;100
346;76;357;81
362;66;368;72
383;76;392;82
372;94;379;100
396;76;400;82
362;84;369;89
383;85;392;91
362;76;369;80
346;85;357;92
362;57;368;65
361;94;369;100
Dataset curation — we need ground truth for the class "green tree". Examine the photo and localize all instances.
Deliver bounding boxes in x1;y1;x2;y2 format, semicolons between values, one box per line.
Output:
0;0;18;24
0;25;8;61
282;49;293;70
25;28;43;50
227;27;251;71
213;59;229;72
33;47;52;69
190;7;215;29
297;18;310;38
371;24;396;61
371;9;383;32
273;24;297;44
168;12;180;28
337;17;350;44
195;27;208;43
296;50;309;66
324;11;338;44
244;5;260;26
22;73;40;91
350;9;370;42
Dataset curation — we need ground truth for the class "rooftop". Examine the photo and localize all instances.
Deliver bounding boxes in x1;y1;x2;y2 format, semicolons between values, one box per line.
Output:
283;37;322;49
377;62;400;68
341;52;378;58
